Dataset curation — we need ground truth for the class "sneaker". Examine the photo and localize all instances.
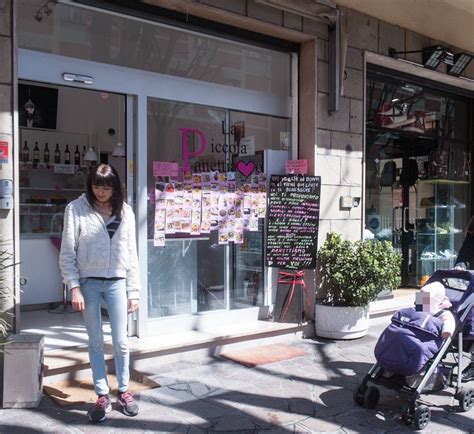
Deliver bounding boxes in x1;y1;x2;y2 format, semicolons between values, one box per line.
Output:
461;364;474;382
117;391;139;416
88;394;112;423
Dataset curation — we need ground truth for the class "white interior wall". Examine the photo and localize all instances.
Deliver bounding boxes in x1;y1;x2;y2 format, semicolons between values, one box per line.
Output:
20;82;126;183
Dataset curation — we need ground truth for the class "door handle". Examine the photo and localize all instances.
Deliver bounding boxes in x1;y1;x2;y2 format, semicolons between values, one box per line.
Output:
403;207;409;233
392;206;401;231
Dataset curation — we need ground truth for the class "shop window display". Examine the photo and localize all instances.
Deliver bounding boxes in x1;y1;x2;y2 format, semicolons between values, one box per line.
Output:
365;69;471;287
147;99;290;317
18;83;126;306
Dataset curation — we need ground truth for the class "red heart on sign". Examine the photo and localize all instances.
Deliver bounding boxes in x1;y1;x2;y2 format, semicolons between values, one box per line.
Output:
236;161;255;177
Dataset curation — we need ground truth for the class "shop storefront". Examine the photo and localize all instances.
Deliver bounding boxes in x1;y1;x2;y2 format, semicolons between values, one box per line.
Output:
364;59;473;288
3;1;473;350
16;1;296;338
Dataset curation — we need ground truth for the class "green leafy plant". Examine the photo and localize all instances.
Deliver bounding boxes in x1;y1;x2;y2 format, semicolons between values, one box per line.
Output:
317;232;401;307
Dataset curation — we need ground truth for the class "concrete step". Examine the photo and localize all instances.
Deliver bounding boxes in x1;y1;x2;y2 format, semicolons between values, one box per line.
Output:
369;288;416;318
43;320;310;383
42;289;416;383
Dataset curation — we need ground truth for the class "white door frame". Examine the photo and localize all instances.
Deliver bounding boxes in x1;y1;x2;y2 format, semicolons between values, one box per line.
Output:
18;48;292;337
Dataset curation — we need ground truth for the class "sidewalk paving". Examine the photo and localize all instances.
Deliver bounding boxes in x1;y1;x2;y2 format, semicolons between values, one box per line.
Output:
1;315;473;433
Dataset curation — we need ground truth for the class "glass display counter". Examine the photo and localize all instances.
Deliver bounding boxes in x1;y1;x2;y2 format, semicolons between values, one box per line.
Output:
20;163;86;237
416;179;469;282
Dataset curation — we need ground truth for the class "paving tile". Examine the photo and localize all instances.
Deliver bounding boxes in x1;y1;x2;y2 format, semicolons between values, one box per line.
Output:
1;316;472;432
295;416;343;432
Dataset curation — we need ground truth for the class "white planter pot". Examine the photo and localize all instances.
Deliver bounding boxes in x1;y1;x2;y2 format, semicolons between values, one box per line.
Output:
315;304;369;340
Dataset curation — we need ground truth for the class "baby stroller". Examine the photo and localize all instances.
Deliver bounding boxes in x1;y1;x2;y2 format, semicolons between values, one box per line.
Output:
353;270;474;430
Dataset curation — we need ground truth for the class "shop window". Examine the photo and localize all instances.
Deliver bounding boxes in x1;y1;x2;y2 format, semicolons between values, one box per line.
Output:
365;69;471;287
17;1;291;97
147;99;290;317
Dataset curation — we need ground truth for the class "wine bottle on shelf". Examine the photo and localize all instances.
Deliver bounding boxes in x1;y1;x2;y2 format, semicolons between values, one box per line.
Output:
64;144;70;164
43;142;50;164
22;140;29;163
33;142;40;165
74;145;80;165
82;146;86;163
54;143;61;164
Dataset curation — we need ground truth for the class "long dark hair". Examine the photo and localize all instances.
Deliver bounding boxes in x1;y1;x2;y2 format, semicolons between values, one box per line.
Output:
86;164;124;217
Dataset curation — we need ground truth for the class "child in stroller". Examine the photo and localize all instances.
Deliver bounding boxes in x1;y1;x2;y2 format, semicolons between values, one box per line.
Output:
415;281;456;339
353;270;474;430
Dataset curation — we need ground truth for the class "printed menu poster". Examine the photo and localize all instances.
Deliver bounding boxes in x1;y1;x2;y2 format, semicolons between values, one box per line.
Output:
152;169;270;247
266;175;321;270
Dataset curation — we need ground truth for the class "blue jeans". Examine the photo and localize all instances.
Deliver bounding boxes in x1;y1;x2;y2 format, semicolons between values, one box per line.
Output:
80;278;129;396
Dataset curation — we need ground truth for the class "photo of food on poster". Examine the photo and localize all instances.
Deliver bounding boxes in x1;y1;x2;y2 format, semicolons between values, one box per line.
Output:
152;164;269;246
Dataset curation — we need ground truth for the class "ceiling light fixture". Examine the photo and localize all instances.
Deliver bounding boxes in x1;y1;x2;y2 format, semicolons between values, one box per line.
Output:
112;98;126;157
84;147;98;163
388;45;455;71
447;52;473;76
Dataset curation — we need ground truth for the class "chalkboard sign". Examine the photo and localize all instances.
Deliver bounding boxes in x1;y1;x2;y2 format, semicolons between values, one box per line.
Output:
266;175;320;270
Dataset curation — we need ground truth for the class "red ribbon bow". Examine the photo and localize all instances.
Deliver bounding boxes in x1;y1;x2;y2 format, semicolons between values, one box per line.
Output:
277;270;307;322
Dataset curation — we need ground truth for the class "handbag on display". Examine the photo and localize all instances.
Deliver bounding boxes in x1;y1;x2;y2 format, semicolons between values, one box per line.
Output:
427;147;449;179
450;148;468;180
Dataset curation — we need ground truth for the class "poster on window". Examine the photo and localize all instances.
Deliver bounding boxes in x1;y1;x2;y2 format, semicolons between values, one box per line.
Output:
266;175;321;270
152;166;269;247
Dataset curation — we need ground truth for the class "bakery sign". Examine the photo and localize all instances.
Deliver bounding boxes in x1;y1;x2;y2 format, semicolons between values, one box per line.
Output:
180;127;253;171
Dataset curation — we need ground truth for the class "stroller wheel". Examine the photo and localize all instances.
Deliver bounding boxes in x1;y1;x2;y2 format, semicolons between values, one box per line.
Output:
413;405;431;430
363;386;380;409
353;385;365;406
457;388;474;412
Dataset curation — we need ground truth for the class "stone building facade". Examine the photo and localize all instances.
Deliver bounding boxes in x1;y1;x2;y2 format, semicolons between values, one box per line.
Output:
0;0;472;334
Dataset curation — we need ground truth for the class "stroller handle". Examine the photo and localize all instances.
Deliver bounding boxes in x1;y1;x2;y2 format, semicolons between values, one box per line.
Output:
425;269;473;286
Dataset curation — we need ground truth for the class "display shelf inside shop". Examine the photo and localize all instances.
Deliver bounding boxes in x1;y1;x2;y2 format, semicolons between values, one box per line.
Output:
417;205;465;209
20;162;88;171
21;232;62;239
417;179;470;185
417;232;465;236
19;203;68;206
239;265;263;272
20;187;84;191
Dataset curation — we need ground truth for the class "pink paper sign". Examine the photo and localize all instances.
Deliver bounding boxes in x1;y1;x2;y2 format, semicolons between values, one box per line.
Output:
0;141;9;164
153;161;179;177
286;159;307;175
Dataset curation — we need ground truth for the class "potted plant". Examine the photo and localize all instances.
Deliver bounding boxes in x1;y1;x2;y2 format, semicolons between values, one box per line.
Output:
315;232;401;339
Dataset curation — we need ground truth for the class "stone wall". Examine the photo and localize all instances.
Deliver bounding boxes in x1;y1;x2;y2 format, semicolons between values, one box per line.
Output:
0;0;16;328
314;7;473;245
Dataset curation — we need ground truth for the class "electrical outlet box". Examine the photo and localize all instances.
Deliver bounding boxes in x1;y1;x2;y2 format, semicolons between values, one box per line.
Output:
0;179;13;209
0;179;12;197
340;195;353;209
0;197;13;209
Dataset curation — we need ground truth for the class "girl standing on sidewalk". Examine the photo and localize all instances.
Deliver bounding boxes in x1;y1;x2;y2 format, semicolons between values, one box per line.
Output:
59;164;140;423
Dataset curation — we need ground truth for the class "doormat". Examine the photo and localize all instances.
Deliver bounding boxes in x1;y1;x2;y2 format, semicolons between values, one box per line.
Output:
220;343;306;368
43;369;160;406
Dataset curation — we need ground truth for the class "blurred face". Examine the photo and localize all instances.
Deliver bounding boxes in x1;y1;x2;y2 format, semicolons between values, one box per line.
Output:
92;185;113;203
